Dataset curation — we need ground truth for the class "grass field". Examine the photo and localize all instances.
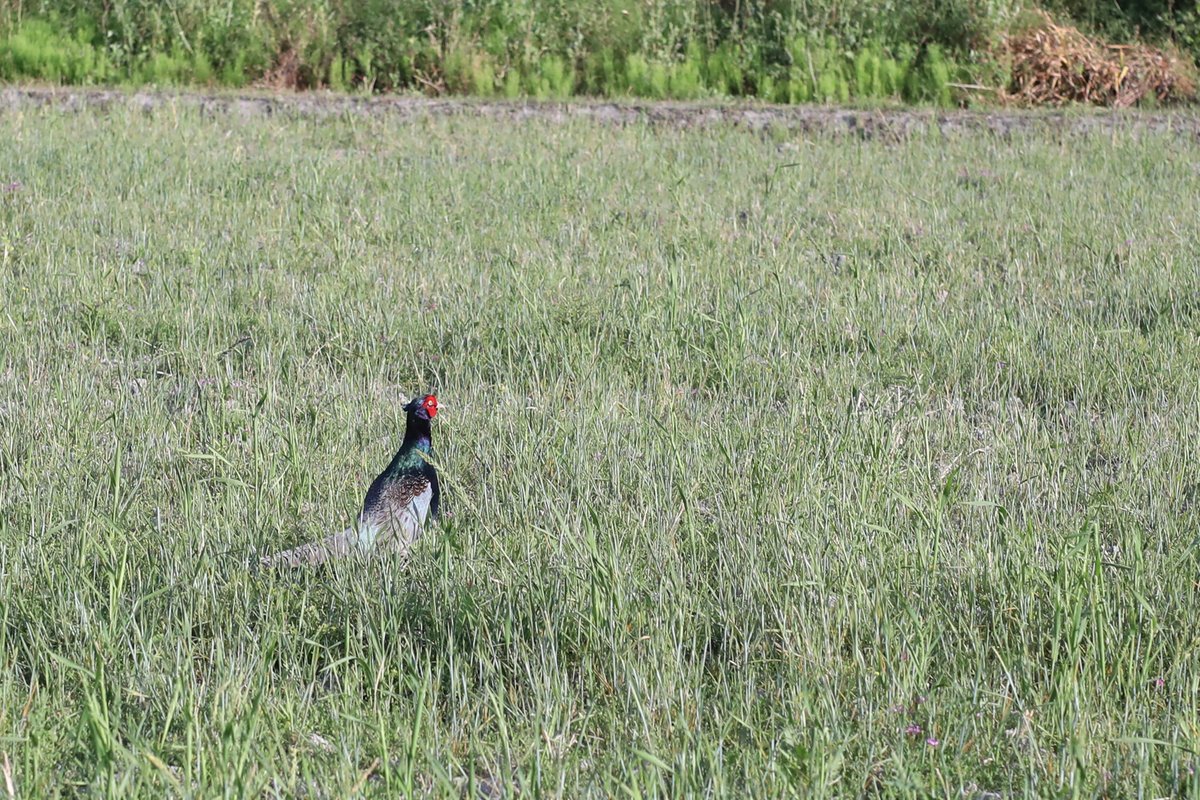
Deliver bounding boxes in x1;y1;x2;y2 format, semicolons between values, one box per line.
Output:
1;104;1199;797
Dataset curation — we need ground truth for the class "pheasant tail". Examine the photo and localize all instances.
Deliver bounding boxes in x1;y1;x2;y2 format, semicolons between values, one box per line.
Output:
258;526;363;568
259;480;431;569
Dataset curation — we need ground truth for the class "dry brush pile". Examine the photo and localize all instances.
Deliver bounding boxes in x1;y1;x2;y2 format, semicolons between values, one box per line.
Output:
1001;11;1196;107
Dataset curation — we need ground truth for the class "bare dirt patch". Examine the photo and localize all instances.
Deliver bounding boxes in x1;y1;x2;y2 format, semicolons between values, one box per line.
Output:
3;86;1200;140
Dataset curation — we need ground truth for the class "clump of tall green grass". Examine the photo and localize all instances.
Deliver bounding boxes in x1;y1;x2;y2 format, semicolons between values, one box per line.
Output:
5;0;1198;105
0;0;1001;104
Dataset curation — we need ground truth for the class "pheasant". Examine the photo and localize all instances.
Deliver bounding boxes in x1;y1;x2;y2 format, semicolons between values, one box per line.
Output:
260;394;441;568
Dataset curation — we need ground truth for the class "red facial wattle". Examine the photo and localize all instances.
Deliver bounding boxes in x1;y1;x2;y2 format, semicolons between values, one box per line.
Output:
423;395;438;418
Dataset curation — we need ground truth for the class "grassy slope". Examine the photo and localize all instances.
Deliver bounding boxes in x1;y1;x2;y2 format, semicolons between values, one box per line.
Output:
0;108;1199;797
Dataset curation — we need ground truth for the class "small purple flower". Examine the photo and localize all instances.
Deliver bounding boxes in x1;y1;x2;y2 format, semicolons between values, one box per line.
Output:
1152;677;1166;690
3;180;21;193
926;738;939;747
905;724;922;736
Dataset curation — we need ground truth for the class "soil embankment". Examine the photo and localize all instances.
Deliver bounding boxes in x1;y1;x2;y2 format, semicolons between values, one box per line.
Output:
3;86;1199;139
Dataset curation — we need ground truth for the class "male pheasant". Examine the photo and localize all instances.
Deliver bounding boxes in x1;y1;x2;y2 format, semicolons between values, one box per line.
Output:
260;394;441;568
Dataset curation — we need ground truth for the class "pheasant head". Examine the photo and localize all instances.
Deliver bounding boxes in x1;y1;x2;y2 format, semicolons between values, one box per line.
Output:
403;393;438;421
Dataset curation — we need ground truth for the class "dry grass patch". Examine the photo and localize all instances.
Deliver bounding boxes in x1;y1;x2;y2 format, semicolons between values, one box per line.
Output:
1001;11;1197;107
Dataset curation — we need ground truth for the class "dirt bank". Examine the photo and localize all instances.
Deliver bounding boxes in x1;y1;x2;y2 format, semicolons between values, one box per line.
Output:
3;86;1199;140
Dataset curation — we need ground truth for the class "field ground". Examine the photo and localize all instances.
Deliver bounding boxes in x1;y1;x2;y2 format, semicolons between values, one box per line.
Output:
0;95;1199;797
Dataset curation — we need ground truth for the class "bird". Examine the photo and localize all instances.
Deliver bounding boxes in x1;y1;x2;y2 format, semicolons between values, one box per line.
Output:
259;393;441;568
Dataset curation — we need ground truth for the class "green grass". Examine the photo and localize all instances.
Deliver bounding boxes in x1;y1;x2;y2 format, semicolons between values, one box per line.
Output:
1;105;1200;797
2;0;1199;106
0;0;995;104
0;15;976;106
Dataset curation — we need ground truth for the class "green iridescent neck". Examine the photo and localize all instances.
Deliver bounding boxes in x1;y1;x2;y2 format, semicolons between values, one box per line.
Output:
388;414;433;472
